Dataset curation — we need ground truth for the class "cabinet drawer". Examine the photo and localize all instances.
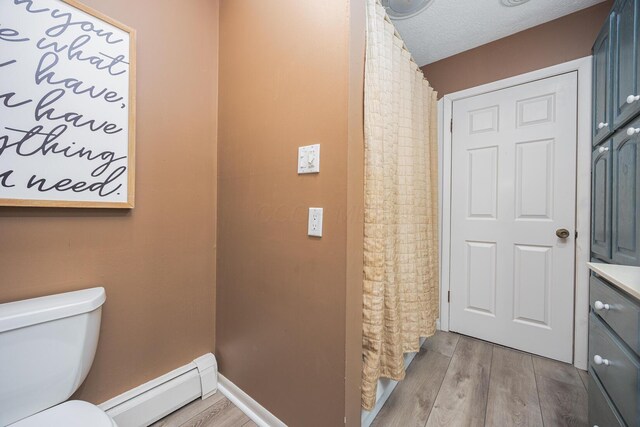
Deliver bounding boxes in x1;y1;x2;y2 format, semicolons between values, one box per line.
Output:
589;313;640;427
590;274;640;356
588;373;625;427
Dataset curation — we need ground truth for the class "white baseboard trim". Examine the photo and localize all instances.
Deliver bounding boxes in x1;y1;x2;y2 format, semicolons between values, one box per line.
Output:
217;374;287;427
99;353;218;427
360;337;426;427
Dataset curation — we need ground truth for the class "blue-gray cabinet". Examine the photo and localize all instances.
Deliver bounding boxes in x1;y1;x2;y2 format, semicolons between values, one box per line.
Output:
612;117;640;266
590;2;640;425
593;12;614;145
589;374;625;427
612;0;640;129
592;140;613;262
589;274;640;427
593;0;640;265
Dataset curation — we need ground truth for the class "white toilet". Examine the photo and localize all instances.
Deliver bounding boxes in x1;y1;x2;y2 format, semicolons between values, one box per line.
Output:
0;287;116;426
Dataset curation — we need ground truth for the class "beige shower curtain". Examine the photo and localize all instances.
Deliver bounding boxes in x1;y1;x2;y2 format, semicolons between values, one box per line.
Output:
361;0;439;411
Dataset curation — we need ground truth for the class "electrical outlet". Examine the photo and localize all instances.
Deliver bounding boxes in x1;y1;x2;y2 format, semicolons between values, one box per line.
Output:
308;207;323;237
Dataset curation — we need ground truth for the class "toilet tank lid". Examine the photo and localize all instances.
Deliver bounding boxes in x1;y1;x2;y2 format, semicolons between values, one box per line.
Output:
0;287;105;333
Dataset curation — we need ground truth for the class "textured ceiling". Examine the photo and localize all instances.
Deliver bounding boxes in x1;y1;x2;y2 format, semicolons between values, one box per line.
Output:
392;0;607;66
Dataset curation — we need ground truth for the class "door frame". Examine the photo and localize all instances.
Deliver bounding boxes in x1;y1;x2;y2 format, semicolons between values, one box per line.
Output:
438;56;592;369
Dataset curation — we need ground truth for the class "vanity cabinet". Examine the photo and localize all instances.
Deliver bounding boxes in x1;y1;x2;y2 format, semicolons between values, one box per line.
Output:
588;375;625;427
588;273;640;427
612;0;640;129
593;12;614;145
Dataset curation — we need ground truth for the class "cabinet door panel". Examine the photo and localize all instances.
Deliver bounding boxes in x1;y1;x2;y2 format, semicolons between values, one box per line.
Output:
592;140;613;261
612;119;640;265
593;13;614;145
613;0;640;129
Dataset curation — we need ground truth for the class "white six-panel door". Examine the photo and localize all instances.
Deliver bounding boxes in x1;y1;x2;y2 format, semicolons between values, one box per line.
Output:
450;72;577;362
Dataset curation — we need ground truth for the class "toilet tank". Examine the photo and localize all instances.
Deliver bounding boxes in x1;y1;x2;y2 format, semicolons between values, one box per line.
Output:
0;287;106;426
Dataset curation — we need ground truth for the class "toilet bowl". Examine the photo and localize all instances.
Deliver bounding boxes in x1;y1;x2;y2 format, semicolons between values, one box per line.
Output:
10;401;116;427
0;287;116;426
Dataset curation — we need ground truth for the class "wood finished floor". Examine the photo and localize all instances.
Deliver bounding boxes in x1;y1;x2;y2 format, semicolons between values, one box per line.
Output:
372;331;589;427
151;392;256;427
152;331;587;427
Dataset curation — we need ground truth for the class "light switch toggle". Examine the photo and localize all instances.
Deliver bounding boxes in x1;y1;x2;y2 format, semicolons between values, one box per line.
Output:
298;144;320;174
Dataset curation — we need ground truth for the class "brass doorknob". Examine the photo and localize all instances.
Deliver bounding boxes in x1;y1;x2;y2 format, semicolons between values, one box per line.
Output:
556;228;570;239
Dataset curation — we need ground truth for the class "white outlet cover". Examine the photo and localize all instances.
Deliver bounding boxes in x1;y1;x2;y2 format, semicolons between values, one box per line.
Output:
298;144;320;174
308;207;323;237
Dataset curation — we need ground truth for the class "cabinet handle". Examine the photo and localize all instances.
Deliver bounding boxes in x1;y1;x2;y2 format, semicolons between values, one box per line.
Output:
594;300;610;310
593;355;610;366
599;146;609;153
627;94;640;104
598;122;608;129
627;127;640;136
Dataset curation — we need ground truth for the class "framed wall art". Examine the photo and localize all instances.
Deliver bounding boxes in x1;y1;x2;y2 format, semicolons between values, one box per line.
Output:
0;0;136;208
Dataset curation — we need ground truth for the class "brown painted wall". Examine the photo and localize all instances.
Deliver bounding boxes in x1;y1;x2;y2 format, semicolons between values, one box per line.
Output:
0;0;219;404
217;1;364;425
422;1;613;96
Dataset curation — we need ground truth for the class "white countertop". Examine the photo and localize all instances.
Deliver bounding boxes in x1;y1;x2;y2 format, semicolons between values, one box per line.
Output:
588;262;640;301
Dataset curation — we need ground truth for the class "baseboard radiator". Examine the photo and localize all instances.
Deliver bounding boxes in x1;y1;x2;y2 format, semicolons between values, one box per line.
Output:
99;354;218;427
99;353;287;427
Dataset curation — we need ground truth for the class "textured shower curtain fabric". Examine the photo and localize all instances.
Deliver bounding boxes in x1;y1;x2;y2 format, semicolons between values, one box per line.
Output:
361;0;439;411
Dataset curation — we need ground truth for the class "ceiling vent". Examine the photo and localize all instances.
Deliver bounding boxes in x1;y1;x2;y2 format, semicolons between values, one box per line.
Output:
500;0;531;6
382;0;435;20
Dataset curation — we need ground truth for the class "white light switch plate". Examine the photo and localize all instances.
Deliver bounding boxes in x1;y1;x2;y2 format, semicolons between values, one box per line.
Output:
298;144;320;174
308;207;323;237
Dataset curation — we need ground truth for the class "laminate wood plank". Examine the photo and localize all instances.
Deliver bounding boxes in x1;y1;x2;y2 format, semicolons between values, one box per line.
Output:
151;392;226;427
536;375;588;427
485;346;543;427
371;347;451;427
180;397;249;427
425;336;493;427
155;332;591;427
532;355;583;388
208;408;251;427
422;330;460;358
